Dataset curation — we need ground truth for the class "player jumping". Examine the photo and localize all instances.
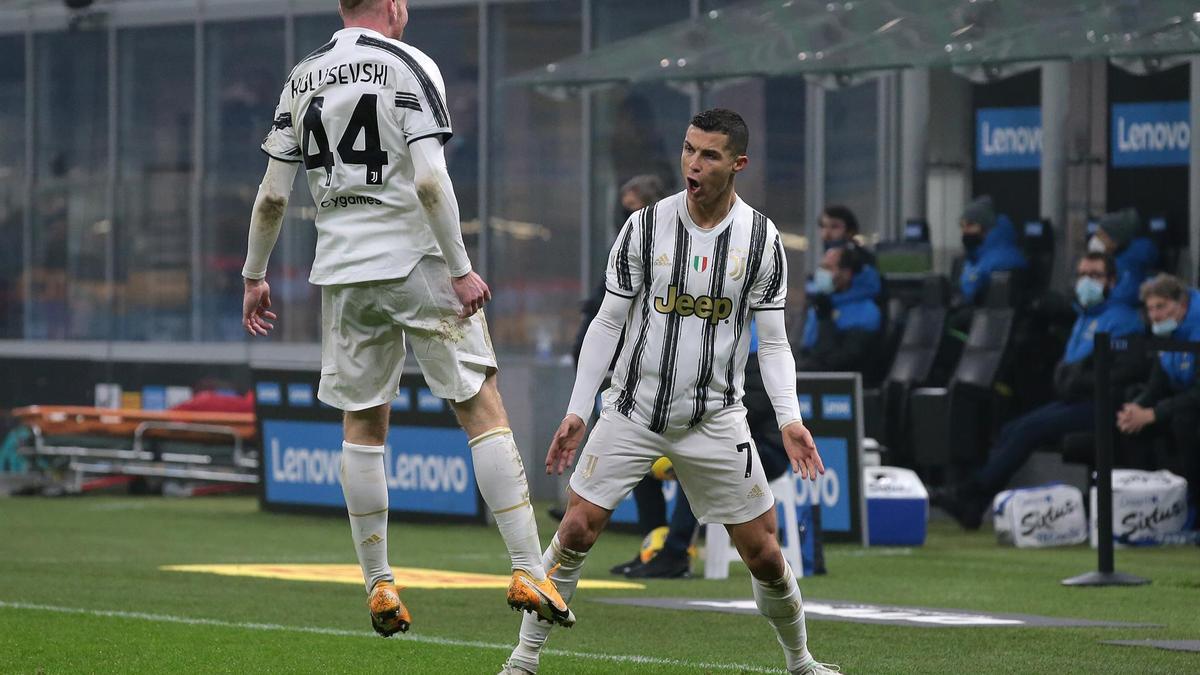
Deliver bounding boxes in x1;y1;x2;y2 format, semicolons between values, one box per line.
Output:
500;109;837;674
240;0;571;637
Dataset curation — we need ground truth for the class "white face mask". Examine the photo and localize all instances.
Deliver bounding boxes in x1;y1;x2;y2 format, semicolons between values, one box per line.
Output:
1087;235;1108;254
1152;318;1179;337
813;268;835;295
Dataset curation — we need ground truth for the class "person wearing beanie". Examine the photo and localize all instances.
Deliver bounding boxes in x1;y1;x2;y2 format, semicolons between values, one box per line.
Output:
958;195;1028;306
1088;207;1159;306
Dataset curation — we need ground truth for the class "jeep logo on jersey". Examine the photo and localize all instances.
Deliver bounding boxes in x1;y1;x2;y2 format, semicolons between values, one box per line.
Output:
654;285;733;325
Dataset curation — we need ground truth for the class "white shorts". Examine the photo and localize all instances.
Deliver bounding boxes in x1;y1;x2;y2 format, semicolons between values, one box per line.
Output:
318;256;497;411
569;405;775;525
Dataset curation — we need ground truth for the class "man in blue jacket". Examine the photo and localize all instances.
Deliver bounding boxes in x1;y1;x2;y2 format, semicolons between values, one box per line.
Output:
932;253;1144;529
813;204;882;304
1087;208;1159;307
799;243;882;371
1117;274;1200;515
958;195;1029;306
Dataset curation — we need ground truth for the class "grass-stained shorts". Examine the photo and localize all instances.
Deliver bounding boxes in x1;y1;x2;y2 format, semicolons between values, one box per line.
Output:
318;256;497;411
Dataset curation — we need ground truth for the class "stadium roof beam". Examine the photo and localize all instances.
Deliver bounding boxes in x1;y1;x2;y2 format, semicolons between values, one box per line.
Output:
507;0;1200;92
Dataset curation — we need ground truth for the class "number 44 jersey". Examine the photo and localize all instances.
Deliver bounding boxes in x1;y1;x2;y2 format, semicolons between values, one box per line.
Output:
262;27;452;286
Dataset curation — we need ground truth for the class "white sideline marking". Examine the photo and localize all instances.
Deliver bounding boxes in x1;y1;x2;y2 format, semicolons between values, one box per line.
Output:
0;600;781;673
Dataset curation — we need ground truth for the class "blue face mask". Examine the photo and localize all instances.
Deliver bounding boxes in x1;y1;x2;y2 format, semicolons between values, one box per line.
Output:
1152;318;1179;337
1074;277;1105;308
813;268;836;295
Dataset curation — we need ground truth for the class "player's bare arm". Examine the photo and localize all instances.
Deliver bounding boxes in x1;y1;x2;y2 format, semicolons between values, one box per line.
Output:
241;158;300;337
548;290;634;474
754;307;824;480
409;136;489;318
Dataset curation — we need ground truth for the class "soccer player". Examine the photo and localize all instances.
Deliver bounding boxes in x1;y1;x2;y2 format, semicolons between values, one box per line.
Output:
499;109;837;675
239;0;571;636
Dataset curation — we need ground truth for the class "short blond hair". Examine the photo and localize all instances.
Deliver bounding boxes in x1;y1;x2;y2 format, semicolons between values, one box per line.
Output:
1139;273;1189;304
339;0;377;13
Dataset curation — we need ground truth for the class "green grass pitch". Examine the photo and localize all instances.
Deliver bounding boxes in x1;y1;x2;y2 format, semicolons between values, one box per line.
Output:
1;496;1198;673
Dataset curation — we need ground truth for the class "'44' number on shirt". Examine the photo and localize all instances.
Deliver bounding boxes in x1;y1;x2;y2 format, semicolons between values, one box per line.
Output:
302;94;389;188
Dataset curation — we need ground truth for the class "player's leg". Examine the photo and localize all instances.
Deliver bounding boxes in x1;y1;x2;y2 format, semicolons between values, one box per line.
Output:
669;407;833;674
503;411;656;674
394;257;560;621
318;282;410;636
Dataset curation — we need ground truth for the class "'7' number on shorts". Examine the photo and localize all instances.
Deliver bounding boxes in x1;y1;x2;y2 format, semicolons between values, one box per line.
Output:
736;442;752;478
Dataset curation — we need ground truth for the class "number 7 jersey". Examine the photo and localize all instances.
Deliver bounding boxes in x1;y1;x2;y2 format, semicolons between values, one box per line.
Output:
602;191;787;434
261;27;452;286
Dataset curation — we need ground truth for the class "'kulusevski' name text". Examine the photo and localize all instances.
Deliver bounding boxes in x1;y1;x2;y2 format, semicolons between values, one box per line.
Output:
291;62;390;97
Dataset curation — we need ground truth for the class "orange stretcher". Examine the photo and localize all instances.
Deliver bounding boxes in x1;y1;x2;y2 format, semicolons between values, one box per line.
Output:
13;405;259;485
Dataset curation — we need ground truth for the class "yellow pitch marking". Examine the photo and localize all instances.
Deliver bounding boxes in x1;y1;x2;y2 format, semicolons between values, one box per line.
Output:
161;564;645;590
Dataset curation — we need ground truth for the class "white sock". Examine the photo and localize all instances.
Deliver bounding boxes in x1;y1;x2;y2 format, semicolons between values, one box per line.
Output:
469;428;546;579
752;565;813;672
508;534;587;671
339;441;391;593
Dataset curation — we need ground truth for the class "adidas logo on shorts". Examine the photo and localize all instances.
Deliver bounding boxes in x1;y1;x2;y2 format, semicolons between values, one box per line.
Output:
746;484;765;499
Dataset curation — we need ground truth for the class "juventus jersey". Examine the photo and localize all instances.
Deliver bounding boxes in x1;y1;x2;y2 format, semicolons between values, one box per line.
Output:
602;191;787;434
262;27;453;286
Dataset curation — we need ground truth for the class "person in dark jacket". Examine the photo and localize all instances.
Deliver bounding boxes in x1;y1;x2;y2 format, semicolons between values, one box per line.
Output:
932;253;1144;529
812;204;882;303
799;243;882;372
1117;274;1200;513
958;195;1029;306
1087;208;1159;307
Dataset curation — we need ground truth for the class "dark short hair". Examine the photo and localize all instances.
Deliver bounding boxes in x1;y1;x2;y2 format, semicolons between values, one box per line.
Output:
1140;273;1189;304
1080;252;1117;280
619;174;666;206
835;242;867;275
689;108;749;156
821;205;859;235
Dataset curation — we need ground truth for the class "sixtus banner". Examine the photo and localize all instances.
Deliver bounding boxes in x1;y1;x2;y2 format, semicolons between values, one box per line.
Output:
255;367;484;523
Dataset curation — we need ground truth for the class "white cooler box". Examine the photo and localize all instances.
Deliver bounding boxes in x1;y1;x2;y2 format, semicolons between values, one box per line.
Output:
992;484;1087;548
864;466;927;546
1090;469;1189;547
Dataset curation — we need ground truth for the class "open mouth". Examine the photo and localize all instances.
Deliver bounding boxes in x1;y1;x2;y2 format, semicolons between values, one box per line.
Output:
686;177;701;193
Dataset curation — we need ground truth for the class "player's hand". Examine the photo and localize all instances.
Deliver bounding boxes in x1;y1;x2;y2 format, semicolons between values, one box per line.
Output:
782;421;824;481
1116;403;1154;434
546;413;586;475
452;271;492;319
242;278;277;337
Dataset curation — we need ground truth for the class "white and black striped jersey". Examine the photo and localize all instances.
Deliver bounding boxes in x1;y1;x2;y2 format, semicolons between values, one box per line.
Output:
261;27;453;286
601;191;787;434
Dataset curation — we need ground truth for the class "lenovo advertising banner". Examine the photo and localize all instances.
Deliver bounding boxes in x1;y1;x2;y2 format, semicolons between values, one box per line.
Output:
1110;101;1190;168
976;106;1042;171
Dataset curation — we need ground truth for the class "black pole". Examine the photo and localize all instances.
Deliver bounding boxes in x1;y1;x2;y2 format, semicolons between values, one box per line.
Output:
1094;333;1115;575
1062;332;1149;587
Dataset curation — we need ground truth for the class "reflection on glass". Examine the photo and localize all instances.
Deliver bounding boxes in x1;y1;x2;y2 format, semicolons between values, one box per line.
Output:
114;26;195;341
0;36;24;339
32;30;108;339
489;1;583;357
202;19;286;341
825;80;878;236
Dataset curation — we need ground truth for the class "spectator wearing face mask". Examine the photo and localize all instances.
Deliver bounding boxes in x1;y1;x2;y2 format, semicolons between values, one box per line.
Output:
798;243;882;372
1117;274;1200;513
811;205;881;304
957;195;1029;306
1087;208;1159;307
931;253;1143;529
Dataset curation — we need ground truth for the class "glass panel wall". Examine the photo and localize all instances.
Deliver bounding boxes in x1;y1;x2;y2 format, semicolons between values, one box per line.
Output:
587;0;691;309
0;36;24;339
825;80;879;238
31;29;108;339
488;1;583;358
201;19;286;341
113;26;195;340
